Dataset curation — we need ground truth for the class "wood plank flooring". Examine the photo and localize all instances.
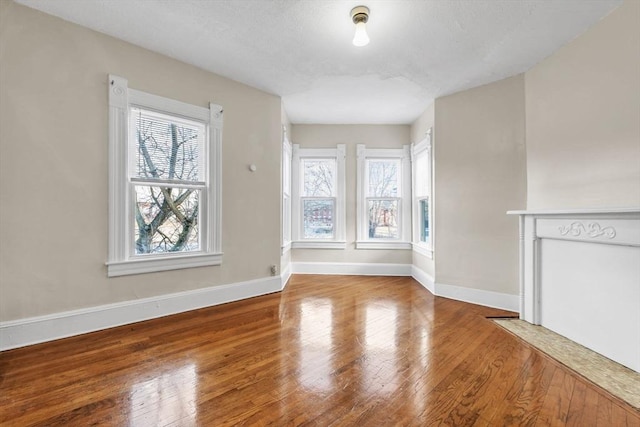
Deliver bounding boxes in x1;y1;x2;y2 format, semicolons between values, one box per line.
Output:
1;275;638;426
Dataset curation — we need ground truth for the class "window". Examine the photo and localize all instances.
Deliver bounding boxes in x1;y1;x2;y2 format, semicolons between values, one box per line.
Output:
412;129;434;258
356;145;411;249
291;145;346;249
107;75;222;277
282;126;292;254
366;158;401;239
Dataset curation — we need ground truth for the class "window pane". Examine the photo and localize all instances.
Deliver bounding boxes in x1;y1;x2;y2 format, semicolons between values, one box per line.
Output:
303;199;334;239
415;154;430;196
368;160;399;197
303;159;335;197
420;198;429;242
368;200;398;239
134;185;200;254
132;107;204;182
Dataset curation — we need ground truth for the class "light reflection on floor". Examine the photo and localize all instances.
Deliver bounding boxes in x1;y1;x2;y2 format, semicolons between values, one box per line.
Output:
294;296;408;398
128;363;197;426
122;293;439;423
298;298;334;392
364;302;399;395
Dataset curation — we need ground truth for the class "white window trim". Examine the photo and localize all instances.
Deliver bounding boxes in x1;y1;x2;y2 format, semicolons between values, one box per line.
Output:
291;144;346;249
412;243;433;258
411;128;434;259
356;144;411;250
107;75;223;277
281;125;292;255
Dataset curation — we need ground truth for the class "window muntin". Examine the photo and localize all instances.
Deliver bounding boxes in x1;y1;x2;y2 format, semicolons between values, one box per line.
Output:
107;75;222;277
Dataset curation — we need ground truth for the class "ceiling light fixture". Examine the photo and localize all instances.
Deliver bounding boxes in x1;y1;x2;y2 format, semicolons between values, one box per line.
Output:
351;6;370;47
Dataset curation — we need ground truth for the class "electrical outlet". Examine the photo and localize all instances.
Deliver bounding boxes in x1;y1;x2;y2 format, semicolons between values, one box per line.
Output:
270;265;278;276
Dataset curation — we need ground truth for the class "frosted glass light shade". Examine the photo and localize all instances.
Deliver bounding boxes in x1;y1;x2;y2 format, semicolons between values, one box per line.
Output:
353;21;369;46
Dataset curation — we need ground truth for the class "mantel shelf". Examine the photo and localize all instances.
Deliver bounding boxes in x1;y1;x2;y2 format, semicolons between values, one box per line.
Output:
507;207;640;216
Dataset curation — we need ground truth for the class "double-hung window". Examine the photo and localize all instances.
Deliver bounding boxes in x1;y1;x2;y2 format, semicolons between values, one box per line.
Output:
356;144;411;249
107;75;222;277
291;145;346;249
411;129;434;258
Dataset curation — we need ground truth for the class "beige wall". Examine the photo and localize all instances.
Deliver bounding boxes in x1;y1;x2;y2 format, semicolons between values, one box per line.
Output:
0;2;282;321
525;0;640;209
290;125;412;265
434;75;526;294
409;103;436;277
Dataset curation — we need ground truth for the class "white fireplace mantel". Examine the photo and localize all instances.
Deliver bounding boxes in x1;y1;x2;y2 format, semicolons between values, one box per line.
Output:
507;208;640;372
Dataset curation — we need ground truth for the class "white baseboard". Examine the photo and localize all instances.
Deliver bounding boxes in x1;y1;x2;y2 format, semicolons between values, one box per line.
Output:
435;282;519;312
411;265;518;312
0;275;284;351
0;264;518;351
411;265;435;294
291;262;412;276
281;263;292;288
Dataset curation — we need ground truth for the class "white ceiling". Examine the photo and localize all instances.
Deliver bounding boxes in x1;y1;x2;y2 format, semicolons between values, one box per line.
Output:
15;0;621;124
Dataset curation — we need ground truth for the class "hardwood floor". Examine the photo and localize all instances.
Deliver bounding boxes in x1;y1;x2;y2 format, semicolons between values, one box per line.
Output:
1;275;638;426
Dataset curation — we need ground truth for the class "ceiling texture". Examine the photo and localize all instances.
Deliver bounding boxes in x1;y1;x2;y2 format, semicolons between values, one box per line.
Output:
15;0;622;124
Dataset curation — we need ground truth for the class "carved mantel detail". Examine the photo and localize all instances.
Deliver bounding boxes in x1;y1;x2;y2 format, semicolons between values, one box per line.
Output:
558;221;616;239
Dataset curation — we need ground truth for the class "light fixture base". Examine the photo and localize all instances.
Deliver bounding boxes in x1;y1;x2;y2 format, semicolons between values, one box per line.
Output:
351;6;369;24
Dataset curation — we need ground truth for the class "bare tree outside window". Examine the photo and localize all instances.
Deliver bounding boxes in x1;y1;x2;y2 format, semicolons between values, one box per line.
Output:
132;108;204;254
302;159;336;239
303;159;335;197
367;159;400;238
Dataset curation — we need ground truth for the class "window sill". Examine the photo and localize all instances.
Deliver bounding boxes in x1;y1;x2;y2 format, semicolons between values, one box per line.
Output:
356;241;412;250
412;243;434;259
107;252;223;277
292;241;346;249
